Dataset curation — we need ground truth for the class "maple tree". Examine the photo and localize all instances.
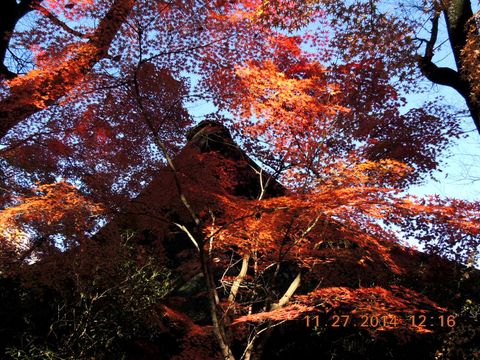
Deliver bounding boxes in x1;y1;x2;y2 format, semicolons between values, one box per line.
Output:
0;181;101;269
0;0;479;359
319;0;480;134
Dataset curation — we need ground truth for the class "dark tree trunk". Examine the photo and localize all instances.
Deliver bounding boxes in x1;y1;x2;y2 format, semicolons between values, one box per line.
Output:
443;0;480;133
419;0;480;134
0;0;135;141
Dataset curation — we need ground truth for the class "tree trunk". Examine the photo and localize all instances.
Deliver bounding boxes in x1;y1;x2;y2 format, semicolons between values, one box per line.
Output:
228;254;250;303
200;247;236;360
443;0;480;133
420;0;480;133
0;0;135;140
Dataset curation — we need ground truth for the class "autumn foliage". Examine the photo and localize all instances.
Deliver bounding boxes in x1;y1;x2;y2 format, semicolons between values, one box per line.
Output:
0;0;479;359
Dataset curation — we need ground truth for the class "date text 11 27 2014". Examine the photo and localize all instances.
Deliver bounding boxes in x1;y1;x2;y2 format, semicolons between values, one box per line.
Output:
304;314;456;329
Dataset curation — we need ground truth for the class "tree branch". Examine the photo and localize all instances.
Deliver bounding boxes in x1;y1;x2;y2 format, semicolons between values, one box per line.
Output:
35;5;86;38
0;0;136;140
425;9;441;60
228;254;250;303
270;272;301;310
173;222;200;251
417;7;467;94
417;57;466;94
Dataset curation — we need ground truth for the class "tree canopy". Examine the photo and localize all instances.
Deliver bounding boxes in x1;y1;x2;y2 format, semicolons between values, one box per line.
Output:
0;1;479;359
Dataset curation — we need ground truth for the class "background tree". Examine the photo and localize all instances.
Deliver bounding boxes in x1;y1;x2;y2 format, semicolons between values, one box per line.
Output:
0;0;479;359
319;0;480;134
